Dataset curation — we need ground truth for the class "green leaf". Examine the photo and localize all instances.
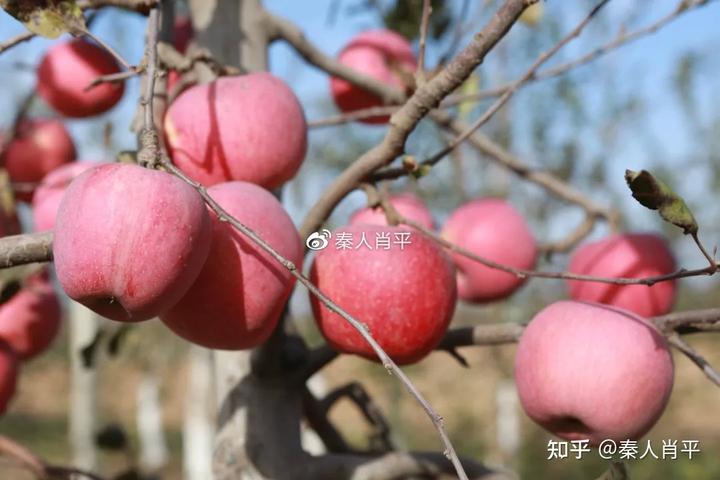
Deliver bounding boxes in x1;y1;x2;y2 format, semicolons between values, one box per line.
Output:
625;169;698;235
0;0;86;38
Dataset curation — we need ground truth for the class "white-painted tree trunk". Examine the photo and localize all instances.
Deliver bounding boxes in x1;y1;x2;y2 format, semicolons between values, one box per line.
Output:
183;346;215;480
68;300;98;471
136;369;169;472
496;379;520;461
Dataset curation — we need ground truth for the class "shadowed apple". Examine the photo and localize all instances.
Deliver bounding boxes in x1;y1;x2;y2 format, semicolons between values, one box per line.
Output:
161;181;303;350
32;162;103;232
164;73;307;189
566;233;677;317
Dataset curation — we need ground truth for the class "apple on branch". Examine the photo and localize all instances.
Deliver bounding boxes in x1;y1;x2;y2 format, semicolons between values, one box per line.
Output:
310;224;456;365
1;119;76;202
37;39;125;118
160;181;303;350
566;233;677;317
330;30;417;124
515;300;674;444
441;198;537;303
0;272;61;361
32;162;103;232
164;72;307;189
53;163;212;322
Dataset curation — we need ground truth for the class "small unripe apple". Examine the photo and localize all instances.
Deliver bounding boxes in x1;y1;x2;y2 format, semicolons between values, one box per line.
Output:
310;224;456;365
330;30;417;124
1;119;76;202
161;181;303;349
515;300;674;444
566;233;677;317
164;73;307;189
37;39;125;118
349;193;434;229
0;340;18;415
32;162;101;231
0;272;61;361
441;198;537;303
53;164;212;322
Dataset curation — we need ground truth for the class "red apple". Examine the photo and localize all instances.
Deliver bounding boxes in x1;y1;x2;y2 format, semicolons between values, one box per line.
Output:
32;162;102;232
515;300;674;444
0;340;18;415
0;272;61;361
349;193;434;229
167;16;194;94
310;224;456;365
37;39;125;118
1;119;76;202
53;163;212;322
160;181;303;349
330;30;416;124
566;233;676;317
164;73;307;189
173;16;194;54
441;198;537;303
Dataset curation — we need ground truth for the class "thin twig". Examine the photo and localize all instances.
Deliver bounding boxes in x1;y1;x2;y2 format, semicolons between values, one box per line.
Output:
85;69;140;91
667;334;720;387
416;0;432;86
439;0;472;64
318;382;395;452
159;157;470;480
307;0;716;129
370;188;715;286
265;12;404;105
143;7;160;131
691;231;717;271
424;0;611;167
82;30;134;71
0;31;35;55
299;0;530;243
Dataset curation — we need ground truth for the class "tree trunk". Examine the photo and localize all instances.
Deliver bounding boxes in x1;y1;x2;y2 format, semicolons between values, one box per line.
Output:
185;1;274;478
67;300;98;471
183;347;214;480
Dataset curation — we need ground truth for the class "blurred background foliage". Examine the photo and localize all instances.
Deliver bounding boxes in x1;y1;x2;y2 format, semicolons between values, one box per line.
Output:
1;0;719;479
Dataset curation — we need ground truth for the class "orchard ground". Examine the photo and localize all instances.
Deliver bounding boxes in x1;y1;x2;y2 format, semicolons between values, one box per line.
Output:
2;291;720;480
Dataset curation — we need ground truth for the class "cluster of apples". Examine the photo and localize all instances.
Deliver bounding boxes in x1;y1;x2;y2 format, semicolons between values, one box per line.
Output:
0;24;681;449
0;270;62;414
326;29;679;445
0;29;133;414
337;192;677;445
49;68;308;352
